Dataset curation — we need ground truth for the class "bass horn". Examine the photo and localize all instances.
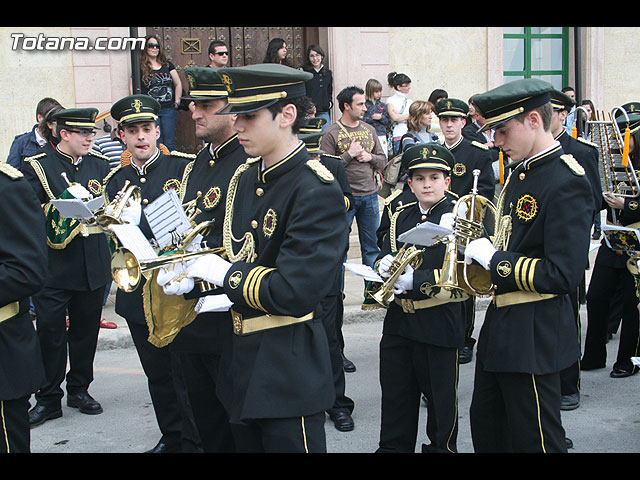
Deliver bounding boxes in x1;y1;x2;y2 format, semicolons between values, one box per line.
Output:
436;169;497;297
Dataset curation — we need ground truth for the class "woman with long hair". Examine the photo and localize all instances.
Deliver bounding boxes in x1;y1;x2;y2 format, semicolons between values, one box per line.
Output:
263;38;290;66
140;35;182;151
302;44;333;129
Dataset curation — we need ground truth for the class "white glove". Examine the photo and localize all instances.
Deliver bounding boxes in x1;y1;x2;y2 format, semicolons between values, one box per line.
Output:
464;237;496;271
439;212;456;242
185;254;232;287
156;263;194;295
120;202;142;226
392;264;414;295
67;184;93;200
378;254;395;278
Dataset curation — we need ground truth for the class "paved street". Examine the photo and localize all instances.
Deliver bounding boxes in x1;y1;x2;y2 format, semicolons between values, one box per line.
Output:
27;234;640;454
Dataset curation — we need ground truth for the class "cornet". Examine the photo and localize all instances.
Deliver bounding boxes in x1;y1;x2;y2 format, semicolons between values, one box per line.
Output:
368;243;424;308
436;169;497;297
111;219;224;293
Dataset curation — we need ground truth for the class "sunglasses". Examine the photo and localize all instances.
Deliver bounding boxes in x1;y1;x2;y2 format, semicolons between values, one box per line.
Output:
214;51;229;56
147;43;160;49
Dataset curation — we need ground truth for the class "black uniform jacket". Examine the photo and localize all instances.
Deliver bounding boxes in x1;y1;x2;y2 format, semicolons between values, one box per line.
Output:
446;136;495;201
479;143;593;375
376;192;466;348
104;149;190;325
218;142;348;421
22;144;112;291
320;153;354;213
0;165;47;399
170;135;249;353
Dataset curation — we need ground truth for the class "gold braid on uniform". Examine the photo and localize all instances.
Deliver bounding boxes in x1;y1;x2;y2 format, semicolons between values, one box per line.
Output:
177;160;195;202
25;156;56;201
492;170;515;251
101;164;123;205
222;157;261;263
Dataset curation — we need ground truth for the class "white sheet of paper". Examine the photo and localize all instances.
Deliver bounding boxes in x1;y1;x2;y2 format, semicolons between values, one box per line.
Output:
50;196;104;220
344;263;382;282
144;189;192;248
109;224;158;261
632;357;640;367
396;221;452;247
195;294;233;313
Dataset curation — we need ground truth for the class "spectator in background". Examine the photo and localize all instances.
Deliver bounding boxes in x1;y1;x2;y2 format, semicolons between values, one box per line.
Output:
140;34;182;151
386;72;413;156
427;89;448;139
92;121;125;170
401;100;439;151
302;44;333;130
263;38;290;66
562;86;577;135
363;78;392;157
8;97;63;170
207;40;229;69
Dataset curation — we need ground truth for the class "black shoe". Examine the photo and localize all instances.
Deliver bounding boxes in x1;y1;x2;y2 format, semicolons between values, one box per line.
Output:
145;441;181;453
458;346;473;364
29;404;62;428
565;437;574;450
610;368;636;378
67;392;103;415
560;392;580;411
329;411;354;432
342;354;356;373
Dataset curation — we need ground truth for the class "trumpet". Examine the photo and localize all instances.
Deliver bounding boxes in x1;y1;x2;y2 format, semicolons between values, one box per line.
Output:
436;169;497;297
96;180;142;228
111;220;223;293
368;243;424;308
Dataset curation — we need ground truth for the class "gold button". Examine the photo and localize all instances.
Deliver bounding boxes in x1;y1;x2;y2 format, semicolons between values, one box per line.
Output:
253;253;259;261
209;160;215;167
256;187;264;196
251;220;258;229
142;198;149;205
140;177;146;183
519;172;526;180
421;215;427;222
196;190;202;197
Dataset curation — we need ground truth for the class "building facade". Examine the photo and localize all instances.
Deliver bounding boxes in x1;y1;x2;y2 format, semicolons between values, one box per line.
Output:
1;26;636;159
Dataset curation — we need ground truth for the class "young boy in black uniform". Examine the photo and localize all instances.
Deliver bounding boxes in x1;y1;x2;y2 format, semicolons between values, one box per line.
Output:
375;142;467;453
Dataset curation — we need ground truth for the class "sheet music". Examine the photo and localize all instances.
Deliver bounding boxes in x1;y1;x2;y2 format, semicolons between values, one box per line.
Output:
601;223;640;252
344;263;383;283
50;196;104;220
143;189;192;248
396;221;452;247
109;224;158;261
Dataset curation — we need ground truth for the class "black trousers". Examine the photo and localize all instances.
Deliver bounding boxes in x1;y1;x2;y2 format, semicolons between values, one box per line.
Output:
462;296;476;348
32;285;105;406
0;396;31;453
128;321;196;450
229;411;327;453
176;351;235;453
321;294;354;417
583;262;640;372
560;285;582;396
377;333;459;453
470;356;567;453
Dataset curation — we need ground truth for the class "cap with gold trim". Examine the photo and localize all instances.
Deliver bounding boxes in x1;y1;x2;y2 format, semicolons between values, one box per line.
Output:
615;102;640;135
110;94;160;126
299;117;327;134
472;78;555;132
434;98;469;118
216;63;312;114
299;132;323;154
183;66;228;101
402;142;454;174
52;107;99;130
550;90;576;112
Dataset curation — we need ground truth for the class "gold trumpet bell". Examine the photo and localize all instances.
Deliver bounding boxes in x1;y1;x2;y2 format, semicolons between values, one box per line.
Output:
111;247;142;293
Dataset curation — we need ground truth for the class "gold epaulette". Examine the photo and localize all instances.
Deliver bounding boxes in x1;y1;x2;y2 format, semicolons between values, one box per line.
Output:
577;137;598;149
170;150;197;159
471;141;490;150
0;162;23;180
88;150;111;162
445;189;459;199
306;159;334;183
23;152;47;163
561;154;585;176
384;188;403;206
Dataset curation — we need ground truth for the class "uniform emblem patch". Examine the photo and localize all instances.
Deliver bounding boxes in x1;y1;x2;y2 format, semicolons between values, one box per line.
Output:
228;271;242;289
630;200;639;211
163;178;181;192
515;194;539;222
453;163;466;176
263;208;277;238
203;186;221;209
87;179;102;195
496;260;512;278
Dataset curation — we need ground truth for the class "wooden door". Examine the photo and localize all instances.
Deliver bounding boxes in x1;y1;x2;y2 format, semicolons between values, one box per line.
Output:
144;26;317;153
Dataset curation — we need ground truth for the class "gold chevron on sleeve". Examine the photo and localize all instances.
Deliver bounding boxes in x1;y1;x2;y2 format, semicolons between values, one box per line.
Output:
243;266;276;312
514;257;539;293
